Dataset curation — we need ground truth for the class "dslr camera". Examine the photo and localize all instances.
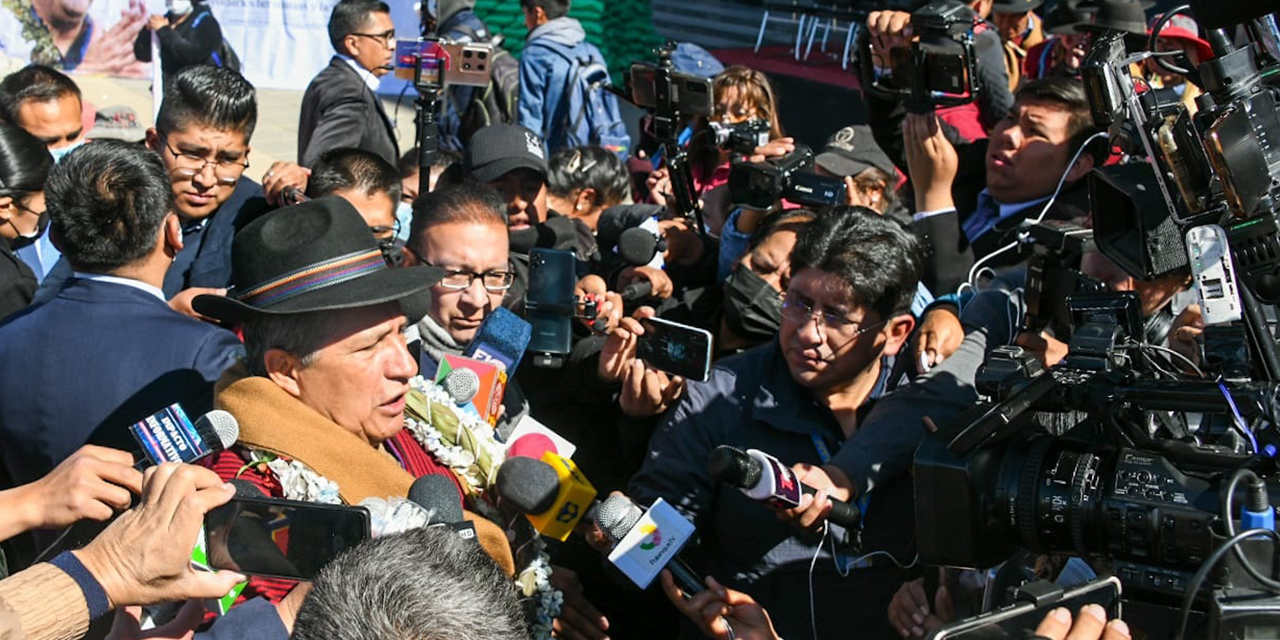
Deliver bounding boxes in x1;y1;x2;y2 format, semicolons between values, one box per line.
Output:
856;0;983;112
727;146;847;210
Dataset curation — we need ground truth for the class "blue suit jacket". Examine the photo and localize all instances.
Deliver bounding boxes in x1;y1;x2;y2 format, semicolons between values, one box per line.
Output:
0;278;242;488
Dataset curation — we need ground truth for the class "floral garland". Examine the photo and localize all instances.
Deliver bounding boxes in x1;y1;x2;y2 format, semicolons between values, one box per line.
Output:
1;0;63;66
402;375;562;639
248;376;561;639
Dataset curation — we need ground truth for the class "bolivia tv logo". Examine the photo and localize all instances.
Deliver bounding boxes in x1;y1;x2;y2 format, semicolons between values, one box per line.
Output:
639;524;662;550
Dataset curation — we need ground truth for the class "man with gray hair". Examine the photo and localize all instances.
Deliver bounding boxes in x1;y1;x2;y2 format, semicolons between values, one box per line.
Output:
291;526;527;640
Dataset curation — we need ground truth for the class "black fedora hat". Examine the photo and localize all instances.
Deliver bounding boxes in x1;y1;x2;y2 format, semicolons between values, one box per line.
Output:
193;197;444;322
1078;0;1149;35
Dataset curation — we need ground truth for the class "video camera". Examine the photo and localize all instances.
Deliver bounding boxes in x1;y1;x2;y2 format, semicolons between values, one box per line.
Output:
708;119;771;156
856;0;983;113
727;146;847;210
914;8;1280;637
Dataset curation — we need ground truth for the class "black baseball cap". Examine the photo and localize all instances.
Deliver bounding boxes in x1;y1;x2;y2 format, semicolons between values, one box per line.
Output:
814;125;897;179
464;123;549;183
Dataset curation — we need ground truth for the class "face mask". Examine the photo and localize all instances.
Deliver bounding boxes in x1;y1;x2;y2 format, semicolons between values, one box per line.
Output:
723;268;783;342
48;139;84;165
8;207;49;250
167;0;192;15
395;201;413;242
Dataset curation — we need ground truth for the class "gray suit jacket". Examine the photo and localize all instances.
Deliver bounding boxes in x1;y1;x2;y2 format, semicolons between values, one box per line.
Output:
297;56;399;168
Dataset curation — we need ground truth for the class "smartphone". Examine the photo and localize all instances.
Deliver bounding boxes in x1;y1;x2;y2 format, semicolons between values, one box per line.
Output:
204;496;371;581
629;63;714;117
637;317;714;382
927;576;1122;639
526;248;576;362
394;39;495;87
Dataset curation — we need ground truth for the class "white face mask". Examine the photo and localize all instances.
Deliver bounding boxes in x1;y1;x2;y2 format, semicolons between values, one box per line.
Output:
48;139;84;164
394;201;412;242
166;0;192;15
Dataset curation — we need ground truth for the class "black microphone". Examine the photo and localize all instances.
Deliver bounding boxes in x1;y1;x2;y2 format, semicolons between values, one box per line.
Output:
620;280;653;301
708;446;862;529
596;494;705;597
618;226;662;266
408;475;476;541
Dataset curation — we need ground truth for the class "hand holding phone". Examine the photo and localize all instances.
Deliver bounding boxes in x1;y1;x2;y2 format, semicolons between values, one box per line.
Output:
204;496;371;581
636;317;713;383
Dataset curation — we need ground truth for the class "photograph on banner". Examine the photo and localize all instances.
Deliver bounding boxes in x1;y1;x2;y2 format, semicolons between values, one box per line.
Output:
0;0;417;89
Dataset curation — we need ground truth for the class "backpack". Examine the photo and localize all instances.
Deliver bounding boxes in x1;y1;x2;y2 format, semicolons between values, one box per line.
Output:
532;39;631;161
191;8;240;73
439;13;519;150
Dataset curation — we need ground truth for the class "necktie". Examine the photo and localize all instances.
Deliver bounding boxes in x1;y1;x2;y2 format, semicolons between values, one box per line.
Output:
962;191;1000;242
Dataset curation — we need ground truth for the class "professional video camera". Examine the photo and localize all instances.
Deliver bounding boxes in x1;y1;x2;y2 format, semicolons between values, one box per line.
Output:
914;7;1280;637
856;0;983;112
727;146;847;210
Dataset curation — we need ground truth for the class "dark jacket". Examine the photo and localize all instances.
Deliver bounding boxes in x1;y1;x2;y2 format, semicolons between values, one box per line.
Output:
298;57;399;168
33;177;268;301
0;278;242;488
628;341;917;640
132;4;223;79
0;240;34;323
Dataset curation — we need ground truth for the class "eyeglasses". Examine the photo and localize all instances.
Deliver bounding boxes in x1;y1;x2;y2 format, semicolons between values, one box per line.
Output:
369;219;401;240
781;294;886;337
351;30;397;48
434;266;516;292
162;140;249;185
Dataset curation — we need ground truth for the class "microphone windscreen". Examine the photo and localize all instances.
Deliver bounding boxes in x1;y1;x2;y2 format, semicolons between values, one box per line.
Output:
464;307;532;373
507;433;557;460
408;474;464;524
443;367;481;405
708;445;760;489
618;227;660;266
596;493;644;541
495;456;560;514
193;410;240;452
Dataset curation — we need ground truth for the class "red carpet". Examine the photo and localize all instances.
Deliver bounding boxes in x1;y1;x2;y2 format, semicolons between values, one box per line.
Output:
710;45;862;91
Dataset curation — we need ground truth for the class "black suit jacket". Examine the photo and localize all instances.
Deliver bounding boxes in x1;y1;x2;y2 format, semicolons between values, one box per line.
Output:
298;56;399;168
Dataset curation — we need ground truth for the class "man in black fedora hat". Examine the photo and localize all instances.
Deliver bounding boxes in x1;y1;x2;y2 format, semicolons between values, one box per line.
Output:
190;196;521;605
991;0;1046;90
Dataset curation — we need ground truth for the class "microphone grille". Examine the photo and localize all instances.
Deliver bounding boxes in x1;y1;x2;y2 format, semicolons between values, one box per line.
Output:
495;456;560;514
595;493;644;541
617;227;659;266
197;410;240;451
408;474;465;524
443;367;481;405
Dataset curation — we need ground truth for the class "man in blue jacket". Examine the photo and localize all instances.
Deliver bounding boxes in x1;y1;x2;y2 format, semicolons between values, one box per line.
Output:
0;140;241;495
517;0;616;154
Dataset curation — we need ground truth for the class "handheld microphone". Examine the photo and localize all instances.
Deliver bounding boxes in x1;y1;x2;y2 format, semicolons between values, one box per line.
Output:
129;405;239;469
408;474;476;541
35;407;241;563
620;280;653;302
617;227;662;266
435;354;506;426
463;307;532;374
596;494;704;595
708;446;862;529
282;186;309;204
495;452;596;541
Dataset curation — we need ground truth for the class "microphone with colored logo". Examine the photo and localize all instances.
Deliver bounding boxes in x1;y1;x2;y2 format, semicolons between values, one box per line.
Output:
128;405;239;469
596;494;704;596
708;446;861;529
436;354;507;426
495;452;597;541
463;307;532;374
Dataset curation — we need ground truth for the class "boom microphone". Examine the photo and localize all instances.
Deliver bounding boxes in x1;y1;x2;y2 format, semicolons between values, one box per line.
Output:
596;494;705;596
708;445;862;529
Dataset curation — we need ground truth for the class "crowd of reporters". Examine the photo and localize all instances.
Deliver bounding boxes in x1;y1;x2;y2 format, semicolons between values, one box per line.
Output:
0;0;1235;637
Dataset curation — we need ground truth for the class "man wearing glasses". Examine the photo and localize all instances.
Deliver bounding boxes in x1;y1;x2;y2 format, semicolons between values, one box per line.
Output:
34;65;266;322
625;207;925;640
298;0;399;169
